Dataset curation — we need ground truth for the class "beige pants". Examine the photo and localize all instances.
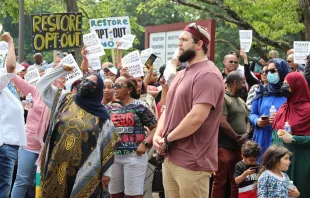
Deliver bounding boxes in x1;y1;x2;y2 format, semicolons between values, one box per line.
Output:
163;158;212;198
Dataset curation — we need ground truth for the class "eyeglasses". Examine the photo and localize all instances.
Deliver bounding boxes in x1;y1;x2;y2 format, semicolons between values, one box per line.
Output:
228;60;239;64
112;83;128;89
267;68;278;74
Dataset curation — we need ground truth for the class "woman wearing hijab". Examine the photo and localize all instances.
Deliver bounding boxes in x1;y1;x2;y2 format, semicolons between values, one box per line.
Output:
273;72;310;198
36;63;120;197
249;58;289;161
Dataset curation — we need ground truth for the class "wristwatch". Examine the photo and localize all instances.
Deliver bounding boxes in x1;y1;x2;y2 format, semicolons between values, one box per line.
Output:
164;134;173;147
142;141;150;149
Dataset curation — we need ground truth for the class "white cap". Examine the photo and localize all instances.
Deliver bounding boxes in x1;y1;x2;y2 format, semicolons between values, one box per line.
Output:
104;66;118;76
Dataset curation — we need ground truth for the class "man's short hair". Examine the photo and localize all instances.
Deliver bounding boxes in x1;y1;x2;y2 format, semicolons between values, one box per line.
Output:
226;71;242;87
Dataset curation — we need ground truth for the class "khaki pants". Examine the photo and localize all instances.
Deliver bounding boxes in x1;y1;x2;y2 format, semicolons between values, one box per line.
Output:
163;158;212;198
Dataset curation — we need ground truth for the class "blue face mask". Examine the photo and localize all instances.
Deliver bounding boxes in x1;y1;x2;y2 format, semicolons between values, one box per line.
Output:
267;72;280;84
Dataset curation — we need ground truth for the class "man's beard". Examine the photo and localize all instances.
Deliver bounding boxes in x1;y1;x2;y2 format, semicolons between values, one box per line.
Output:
179;48;196;63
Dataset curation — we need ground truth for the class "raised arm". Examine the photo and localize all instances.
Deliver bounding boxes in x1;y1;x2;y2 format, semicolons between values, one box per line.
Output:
0;33;16;91
80;47;89;72
11;74;37;96
36;64;71;109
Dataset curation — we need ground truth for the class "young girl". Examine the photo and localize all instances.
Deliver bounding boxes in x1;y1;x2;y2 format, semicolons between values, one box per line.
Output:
257;146;300;197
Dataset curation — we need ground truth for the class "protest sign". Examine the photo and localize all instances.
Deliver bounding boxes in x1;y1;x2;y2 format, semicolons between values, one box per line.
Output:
140;48;153;66
122;50;144;77
149;32;165;69
83;32;105;59
166;31;181;63
60;54;83;85
89;16;131;49
88;57;101;70
294;41;310;64
118;34;136;50
239;30;252;52
24;69;41;85
31;13;82;52
0;41;8;68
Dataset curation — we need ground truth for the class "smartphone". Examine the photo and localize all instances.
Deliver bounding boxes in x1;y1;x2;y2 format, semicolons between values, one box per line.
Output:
261;116;269;120
250;166;258;172
145;54;157;68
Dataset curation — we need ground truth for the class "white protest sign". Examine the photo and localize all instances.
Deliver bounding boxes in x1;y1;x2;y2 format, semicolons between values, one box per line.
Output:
60;54;83;85
89;16;131;49
88;57;101;70
118;34;136;50
83;32;105;59
24;69;41;85
294;41;310;64
140;48;153;66
121;50;144;78
0;41;8;68
239;30;252;52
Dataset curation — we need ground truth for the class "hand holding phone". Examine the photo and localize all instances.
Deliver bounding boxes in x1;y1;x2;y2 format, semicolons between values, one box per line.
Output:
145;54;157;69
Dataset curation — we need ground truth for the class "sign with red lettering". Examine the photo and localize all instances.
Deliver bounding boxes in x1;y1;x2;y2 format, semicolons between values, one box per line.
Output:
89;16;131;49
31;13;82;52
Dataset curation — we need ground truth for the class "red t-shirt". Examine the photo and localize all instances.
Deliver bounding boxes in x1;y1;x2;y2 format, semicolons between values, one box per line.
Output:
164;60;224;171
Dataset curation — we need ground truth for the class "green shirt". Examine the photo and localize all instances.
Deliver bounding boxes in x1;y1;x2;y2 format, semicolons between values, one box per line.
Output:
219;91;249;149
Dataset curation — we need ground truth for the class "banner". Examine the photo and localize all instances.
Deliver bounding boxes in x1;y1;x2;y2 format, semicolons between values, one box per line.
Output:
88;57;101;70
83;32;105;59
294;41;310;64
118;34;136;50
0;41;8;68
122;50;144;78
60;54;83;85
89;16;131;49
24;69;41;85
239;30;252;52
31;13;82;52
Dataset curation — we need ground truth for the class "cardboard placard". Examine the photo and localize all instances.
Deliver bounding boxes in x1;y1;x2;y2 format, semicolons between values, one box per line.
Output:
121;50;144;77
140;48;153;66
293;41;310;64
24;69;41;85
89;16;131;49
83;32;105;59
239;30;252;52
88;57;101;70
0;41;8;68
31;13;82;52
118;34;136;50
60;54;83;85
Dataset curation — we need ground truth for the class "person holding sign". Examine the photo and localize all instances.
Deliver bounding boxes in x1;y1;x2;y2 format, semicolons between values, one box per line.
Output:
0;32;27;198
36;63;120;197
106;74;157;198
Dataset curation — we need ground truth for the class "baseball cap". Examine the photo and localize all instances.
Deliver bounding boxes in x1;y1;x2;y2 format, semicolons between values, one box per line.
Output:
104;66;118;76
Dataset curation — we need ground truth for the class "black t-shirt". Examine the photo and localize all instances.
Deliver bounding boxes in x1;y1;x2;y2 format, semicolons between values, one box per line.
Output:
234;161;259;188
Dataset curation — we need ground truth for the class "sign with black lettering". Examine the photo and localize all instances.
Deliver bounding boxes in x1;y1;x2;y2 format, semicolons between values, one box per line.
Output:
294;41;310;64
122;51;144;78
89;16;131;49
31;13;82;52
0;41;8;68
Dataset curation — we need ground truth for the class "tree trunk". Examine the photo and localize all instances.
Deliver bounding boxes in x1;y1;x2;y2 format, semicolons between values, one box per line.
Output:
65;0;82;64
300;0;310;41
18;0;25;62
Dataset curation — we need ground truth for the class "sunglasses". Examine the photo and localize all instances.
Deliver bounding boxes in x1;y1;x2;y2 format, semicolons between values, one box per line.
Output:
286;60;292;63
112;83;128;89
266;68;278;74
228;60;239;64
81;78;97;87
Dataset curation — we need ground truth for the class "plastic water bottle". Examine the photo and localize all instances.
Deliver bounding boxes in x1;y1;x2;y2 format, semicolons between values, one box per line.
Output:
269;105;277;117
287;181;296;198
24;93;33;110
284;122;292;134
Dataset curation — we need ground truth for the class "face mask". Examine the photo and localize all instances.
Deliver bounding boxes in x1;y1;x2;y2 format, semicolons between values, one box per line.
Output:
280;83;291;98
79;78;97;99
267;72;280;84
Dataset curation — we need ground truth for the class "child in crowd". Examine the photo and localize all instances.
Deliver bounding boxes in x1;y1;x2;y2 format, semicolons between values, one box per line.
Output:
234;141;261;198
257;146;300;198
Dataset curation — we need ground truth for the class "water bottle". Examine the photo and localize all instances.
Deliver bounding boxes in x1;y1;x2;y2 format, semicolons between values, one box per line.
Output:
24;93;33;110
287;180;296;198
284;122;292;134
269;105;277;117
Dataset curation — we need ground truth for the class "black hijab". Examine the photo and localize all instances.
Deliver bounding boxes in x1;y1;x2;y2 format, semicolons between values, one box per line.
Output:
73;74;110;122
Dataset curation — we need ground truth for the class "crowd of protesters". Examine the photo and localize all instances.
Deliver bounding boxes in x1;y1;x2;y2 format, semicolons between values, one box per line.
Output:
0;20;309;198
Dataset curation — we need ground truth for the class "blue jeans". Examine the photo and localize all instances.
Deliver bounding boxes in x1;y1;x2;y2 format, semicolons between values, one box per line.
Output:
0;144;19;198
11;148;38;198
